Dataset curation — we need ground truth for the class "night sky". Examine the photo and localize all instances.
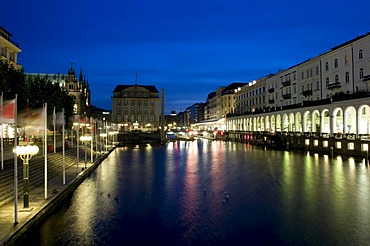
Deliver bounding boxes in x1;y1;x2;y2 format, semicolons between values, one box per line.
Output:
2;0;369;113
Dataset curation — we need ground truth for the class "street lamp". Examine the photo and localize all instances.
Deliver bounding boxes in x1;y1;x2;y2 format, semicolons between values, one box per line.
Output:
80;135;92;169
13;145;39;210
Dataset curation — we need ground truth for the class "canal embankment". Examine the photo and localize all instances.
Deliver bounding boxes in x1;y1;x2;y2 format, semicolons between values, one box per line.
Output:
0;147;115;246
227;131;369;161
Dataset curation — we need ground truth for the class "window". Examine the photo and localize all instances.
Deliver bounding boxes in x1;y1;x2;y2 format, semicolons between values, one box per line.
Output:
325;62;329;71
334;59;338;68
360;68;364;79
359;50;363;59
345;72;350;83
335;75;339;83
316;81;320;90
344;55;349;65
326;78;329;87
316;66;319;75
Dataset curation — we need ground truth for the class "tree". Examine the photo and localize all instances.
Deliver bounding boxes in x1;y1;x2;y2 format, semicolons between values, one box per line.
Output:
0;60;27;108
0;60;74;128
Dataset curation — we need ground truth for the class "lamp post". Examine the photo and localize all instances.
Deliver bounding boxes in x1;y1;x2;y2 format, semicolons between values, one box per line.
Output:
80;136;92;169
13;145;39;210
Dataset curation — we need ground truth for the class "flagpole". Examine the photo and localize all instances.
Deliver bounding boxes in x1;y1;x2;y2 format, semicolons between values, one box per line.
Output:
62;108;65;185
44;103;48;199
90;118;93;163
77;121;79;174
53;107;56;153
14;94;18;224
1;92;3;170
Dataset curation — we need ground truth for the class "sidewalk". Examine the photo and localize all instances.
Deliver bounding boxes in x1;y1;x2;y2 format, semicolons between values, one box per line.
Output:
0;147;113;245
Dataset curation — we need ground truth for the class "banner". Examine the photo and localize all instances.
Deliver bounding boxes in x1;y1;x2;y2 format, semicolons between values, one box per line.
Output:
0;99;16;124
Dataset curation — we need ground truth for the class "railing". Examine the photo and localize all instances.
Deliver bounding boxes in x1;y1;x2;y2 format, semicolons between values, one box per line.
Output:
282;93;291;99
327;82;341;90
268;88;274;93
282;80;291;87
302;89;312;97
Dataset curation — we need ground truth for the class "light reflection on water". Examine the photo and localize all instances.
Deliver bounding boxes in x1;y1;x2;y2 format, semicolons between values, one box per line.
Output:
25;140;370;246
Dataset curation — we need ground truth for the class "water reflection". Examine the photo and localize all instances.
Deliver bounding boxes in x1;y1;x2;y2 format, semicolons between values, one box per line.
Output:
25;140;370;246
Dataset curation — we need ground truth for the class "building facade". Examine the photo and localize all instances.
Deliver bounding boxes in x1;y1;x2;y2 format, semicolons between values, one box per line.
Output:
227;32;370;139
0;26;21;69
186;103;205;127
26;65;91;117
111;84;160;131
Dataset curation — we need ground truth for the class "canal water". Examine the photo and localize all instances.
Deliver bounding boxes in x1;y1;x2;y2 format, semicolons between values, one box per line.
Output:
23;140;370;245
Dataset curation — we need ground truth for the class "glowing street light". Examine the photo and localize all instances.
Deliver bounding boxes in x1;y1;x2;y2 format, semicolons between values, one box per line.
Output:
13;145;39;210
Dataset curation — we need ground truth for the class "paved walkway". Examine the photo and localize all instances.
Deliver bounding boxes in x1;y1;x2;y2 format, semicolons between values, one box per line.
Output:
0;146;111;245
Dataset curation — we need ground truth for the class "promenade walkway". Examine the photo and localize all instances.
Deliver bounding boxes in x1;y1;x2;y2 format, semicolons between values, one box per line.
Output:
0;143;112;245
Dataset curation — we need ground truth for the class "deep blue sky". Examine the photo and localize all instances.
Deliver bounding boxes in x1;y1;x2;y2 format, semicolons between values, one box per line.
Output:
2;0;369;113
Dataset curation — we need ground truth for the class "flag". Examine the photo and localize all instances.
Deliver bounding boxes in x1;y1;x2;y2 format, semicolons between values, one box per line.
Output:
0;99;16;124
26;107;46;133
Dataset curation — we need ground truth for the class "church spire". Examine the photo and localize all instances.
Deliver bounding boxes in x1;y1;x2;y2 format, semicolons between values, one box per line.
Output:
79;67;83;82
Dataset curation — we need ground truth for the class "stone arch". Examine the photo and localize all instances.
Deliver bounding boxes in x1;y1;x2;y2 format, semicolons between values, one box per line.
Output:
295;112;302;132
289;113;295;132
333;107;343;134
282;113;289;132
321;109;330;133
271;115;276;132
312;110;320;133
303;111;311;132
260;116;265;131
266;115;270;132
276;114;281;132
358;105;370;134
344;106;356;134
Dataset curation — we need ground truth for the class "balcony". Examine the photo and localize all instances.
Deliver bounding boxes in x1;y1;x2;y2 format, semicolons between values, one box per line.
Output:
268;88;274;93
268;99;275;104
282;93;291;100
327;82;341;90
282;80;291;87
302;89;312;97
